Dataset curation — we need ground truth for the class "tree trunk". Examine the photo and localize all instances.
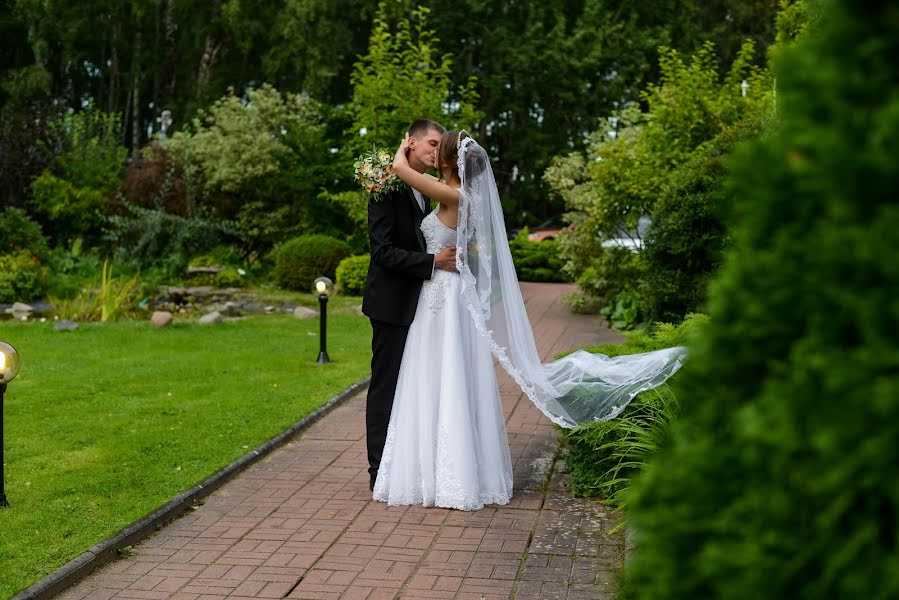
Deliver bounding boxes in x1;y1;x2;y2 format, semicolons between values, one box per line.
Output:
153;0;161;110
131;31;143;159
109;23;120;114
196;33;221;98
164;0;177;99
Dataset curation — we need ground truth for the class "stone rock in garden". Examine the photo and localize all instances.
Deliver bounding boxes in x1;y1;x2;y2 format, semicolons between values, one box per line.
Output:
150;311;174;328
242;301;266;314
54;319;79;331
7;301;33;315
221;301;243;317
293;306;318;320
29;301;54;315
265;305;277;314
186;286;214;299
199;311;223;325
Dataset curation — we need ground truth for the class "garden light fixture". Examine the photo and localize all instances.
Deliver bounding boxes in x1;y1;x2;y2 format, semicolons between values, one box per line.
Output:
313;277;334;364
0;340;21;508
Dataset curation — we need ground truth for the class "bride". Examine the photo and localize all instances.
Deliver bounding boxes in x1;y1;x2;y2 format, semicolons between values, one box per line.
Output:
372;130;686;511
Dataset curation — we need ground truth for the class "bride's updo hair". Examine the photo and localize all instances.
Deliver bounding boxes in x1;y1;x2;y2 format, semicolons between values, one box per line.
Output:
437;130;486;181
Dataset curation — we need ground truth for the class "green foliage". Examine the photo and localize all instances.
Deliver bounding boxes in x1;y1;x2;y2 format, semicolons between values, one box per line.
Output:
508;229;568;283
773;0;825;47
275;235;351;292
167;84;345;259
561;291;603;315
0;249;46;302
547;40;771;326
29;109;127;245
336;254;370;296
347;2;480;152
168;84;318;194
105;201;236;279
0;207;49;260
641;145;730;323
565;386;678;507
581;313;711;357
572;246;646;329
430;0;781;222
213;269;244;288
564;314;709;501
600;291;645;332
52;258;140;322
623;3;899;598
3;0;781;225
43;241;103;300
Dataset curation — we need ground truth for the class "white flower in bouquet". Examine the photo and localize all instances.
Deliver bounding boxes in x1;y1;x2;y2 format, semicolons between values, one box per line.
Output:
354;147;402;202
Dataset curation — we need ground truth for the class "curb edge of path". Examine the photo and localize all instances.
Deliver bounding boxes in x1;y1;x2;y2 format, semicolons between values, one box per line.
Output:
12;376;372;600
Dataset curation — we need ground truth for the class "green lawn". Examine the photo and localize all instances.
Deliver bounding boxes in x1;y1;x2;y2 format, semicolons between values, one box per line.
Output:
0;311;371;598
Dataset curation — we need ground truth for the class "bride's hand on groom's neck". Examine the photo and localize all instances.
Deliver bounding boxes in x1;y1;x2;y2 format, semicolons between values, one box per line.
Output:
393;134;411;168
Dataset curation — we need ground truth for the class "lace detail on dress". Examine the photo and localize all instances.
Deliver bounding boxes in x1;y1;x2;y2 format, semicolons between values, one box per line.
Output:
420;211;457;314
435;425;477;510
372;423;395;500
423;272;451;314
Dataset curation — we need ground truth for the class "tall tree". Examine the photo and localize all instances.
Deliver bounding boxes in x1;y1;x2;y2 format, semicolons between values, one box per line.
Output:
429;0;780;222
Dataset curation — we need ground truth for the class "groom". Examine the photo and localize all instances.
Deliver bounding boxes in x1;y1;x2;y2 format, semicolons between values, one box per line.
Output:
362;118;457;491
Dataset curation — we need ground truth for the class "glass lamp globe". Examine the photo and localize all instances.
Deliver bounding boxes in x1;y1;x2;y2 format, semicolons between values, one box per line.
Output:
0;341;21;384
313;276;334;298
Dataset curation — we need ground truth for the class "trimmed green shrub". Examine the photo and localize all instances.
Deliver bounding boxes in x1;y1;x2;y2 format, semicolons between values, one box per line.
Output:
213;269;244;288
336;254;370;296
275;235;351;291
0;207;49;260
508;229;568;283
0;250;47;302
623;3;899;599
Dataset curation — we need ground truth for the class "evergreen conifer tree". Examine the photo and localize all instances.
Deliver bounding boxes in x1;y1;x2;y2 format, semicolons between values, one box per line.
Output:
624;2;899;598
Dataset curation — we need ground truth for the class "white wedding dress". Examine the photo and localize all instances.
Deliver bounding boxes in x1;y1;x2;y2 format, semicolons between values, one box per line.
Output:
372;207;514;511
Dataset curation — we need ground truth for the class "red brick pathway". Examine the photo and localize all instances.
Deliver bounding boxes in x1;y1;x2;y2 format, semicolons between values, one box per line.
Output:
55;283;624;600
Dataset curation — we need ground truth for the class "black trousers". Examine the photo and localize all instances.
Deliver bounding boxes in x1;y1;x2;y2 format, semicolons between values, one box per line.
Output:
366;318;410;487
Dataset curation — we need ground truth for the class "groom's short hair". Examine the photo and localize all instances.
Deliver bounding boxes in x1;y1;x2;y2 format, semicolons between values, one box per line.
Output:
408;119;445;138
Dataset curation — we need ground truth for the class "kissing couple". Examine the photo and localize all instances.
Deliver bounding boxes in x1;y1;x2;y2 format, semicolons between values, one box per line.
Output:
362;119;686;511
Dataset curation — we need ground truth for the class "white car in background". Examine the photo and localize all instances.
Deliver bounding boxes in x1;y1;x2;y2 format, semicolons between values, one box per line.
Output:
600;215;651;253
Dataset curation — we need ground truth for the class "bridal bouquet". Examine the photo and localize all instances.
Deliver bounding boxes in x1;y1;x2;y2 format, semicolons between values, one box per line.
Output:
354;148;401;202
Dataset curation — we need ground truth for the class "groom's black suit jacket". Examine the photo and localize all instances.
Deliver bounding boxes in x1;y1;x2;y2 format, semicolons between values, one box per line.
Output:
362;184;433;326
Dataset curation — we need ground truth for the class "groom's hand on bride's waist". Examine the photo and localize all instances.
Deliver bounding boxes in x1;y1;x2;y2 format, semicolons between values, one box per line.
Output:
434;246;458;273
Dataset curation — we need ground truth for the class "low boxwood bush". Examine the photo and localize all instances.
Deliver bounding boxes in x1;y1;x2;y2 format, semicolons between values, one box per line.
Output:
0;250;47;302
336;254;369;296
509;229;568;283
0;207;49;260
275;234;351;291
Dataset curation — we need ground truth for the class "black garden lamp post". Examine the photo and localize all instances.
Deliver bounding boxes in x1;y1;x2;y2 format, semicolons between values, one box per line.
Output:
313;277;334;364
0;340;21;508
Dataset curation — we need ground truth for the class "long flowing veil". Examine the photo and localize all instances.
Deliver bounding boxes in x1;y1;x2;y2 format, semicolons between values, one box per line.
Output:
455;136;688;428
